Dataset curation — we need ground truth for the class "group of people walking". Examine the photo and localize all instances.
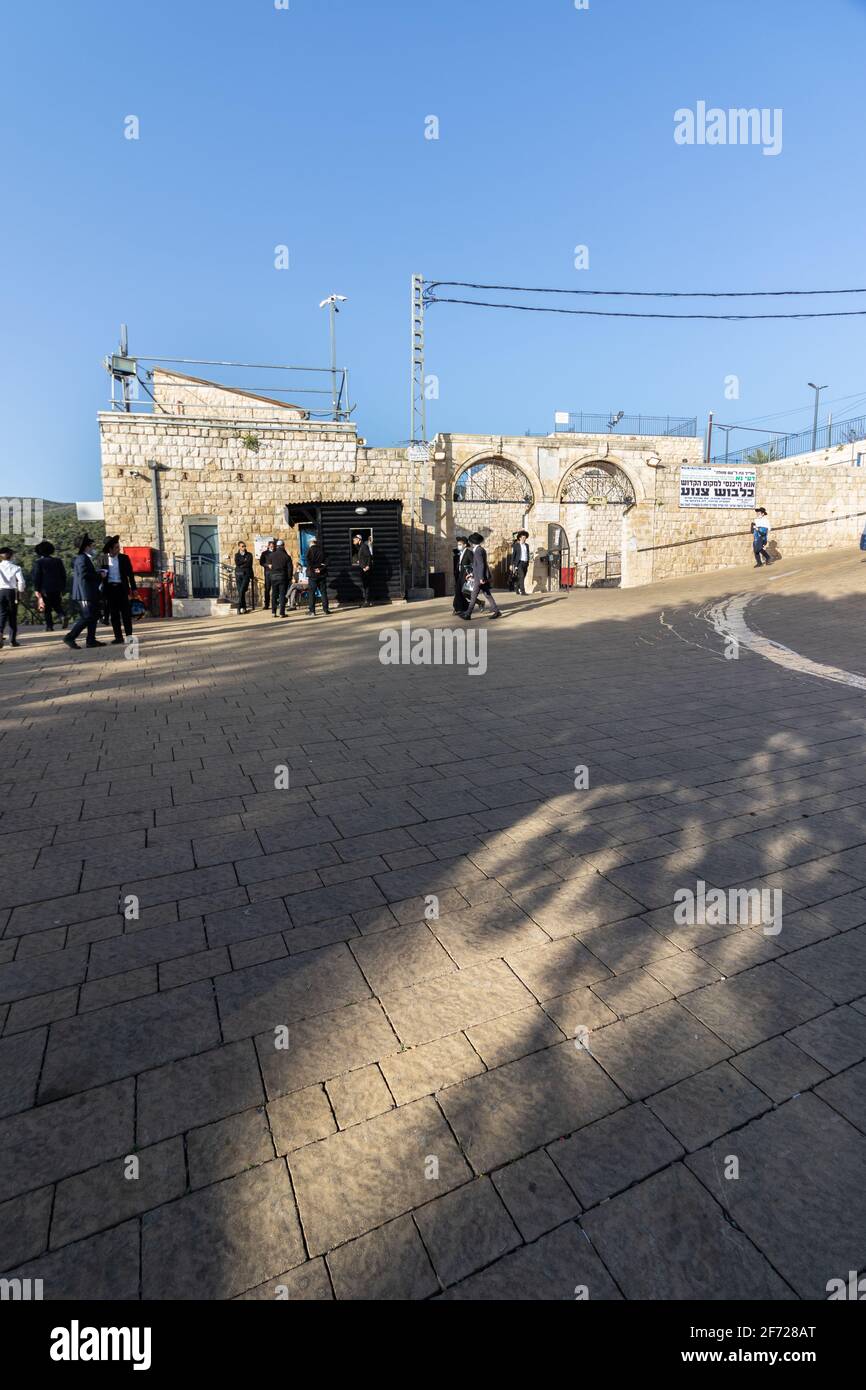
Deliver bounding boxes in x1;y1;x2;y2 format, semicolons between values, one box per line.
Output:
0;533;137;652
233;533;374;619
452;530;533;619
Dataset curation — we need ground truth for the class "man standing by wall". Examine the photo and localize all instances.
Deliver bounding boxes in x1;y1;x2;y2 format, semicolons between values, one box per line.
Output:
306;536;329;616
269;540;292;617
234;541;253;615
259;539;276;610
511;530;531;595
0;546;26;648
104;536;136;641
459;533;501;621
355;532;374;607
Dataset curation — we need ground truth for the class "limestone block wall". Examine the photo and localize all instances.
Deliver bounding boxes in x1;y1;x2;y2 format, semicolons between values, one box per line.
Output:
646;443;866;581
99;404;866;600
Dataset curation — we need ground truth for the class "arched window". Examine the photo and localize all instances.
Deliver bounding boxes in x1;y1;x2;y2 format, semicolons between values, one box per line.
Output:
561;463;634;506
453;457;534;504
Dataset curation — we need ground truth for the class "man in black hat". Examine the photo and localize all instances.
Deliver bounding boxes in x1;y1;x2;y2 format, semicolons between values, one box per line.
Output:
32;541;67;631
354;532;374;606
459;533;501;620
103;536;136;642
306;537;329;616
510;530;531;596
64;535;105;650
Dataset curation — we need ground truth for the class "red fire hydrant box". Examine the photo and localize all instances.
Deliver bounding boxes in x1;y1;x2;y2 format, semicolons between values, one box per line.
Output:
124;546;155;575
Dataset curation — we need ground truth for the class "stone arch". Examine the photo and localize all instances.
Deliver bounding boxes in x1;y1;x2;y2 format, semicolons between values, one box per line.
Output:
559;458;639;589
558;456;640;506
452;454;537;506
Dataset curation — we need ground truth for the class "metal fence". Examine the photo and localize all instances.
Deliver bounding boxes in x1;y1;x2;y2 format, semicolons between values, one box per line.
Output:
171;556;258;607
712;414;866;467
554;413;698;438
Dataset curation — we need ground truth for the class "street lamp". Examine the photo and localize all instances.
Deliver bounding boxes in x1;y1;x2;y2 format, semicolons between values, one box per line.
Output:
808;382;828;453
319;294;348;421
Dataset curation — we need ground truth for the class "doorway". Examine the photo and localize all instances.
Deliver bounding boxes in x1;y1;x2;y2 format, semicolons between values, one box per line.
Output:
186;520;220;598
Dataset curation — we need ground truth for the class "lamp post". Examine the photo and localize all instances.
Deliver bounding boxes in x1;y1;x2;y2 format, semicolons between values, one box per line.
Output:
319;295;347;421
808;382;828;453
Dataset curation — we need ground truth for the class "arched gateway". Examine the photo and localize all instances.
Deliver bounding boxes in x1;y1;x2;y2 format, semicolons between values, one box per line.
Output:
560;461;635;587
452;456;535;583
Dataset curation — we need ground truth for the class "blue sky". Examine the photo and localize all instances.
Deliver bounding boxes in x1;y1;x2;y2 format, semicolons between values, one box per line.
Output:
2;0;866;499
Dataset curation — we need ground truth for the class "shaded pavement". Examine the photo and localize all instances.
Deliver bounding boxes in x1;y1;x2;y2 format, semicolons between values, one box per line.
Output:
1;549;865;1300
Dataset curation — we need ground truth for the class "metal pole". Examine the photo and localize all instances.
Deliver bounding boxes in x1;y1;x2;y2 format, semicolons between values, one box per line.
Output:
329;302;339;421
705;411;714;464
808;383;827;453
148;462;164;567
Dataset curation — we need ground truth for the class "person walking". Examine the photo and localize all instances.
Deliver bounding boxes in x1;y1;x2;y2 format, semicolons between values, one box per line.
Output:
453;537;472;615
269;540;293;617
751;508;772;567
32;541;67;632
234;541;254;614
511;530;531;595
354;532;374;606
64;535;105;650
103;536;136;642
459;533;501;621
306;537;330;616
0;546;26;648
259;539;276;610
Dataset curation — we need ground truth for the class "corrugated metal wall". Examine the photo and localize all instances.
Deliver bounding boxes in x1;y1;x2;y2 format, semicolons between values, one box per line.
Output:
317;502;404;605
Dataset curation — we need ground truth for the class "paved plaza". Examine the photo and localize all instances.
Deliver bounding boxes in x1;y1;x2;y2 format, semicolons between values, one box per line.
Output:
2;549;866;1301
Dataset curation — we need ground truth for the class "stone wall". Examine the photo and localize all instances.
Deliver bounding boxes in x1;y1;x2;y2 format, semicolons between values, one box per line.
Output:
99;395;866;604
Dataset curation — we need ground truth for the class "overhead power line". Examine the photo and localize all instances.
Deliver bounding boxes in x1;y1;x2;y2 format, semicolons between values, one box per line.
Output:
424;294;866;321
424;280;866;299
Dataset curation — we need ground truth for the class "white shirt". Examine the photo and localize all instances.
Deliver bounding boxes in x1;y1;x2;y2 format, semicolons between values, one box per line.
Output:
0;559;25;593
107;555;121;583
519;543;529;563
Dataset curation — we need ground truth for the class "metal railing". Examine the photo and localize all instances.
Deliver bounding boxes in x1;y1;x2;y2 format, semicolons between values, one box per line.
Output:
171;556;258;607
712;413;866;467
555;413;698;438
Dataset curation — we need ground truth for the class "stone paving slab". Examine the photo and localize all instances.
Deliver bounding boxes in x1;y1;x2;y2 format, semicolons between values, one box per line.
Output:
687;1094;866;1299
582;1164;795;1300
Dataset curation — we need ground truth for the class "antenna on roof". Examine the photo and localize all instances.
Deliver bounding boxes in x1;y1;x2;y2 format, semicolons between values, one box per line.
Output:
104;322;138;411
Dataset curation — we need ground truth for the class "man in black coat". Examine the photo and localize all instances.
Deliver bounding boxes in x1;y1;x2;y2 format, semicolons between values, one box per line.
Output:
103;536;136;643
234;542;253;614
64;535;105;649
259;540;276;609
354;533;374;606
306;538;329;615
510;530;531;596
32;540;67;631
269;541;293;617
459;532;501;620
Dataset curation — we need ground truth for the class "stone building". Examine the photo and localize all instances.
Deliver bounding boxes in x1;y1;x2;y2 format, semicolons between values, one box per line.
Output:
99;369;866;612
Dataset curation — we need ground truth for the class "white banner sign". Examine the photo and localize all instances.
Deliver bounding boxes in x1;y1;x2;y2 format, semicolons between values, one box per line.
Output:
679;466;757;509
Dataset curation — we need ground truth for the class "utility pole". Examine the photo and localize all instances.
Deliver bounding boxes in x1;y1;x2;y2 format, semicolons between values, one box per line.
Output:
705;411;714;464
808;382;828;453
410;273;426;445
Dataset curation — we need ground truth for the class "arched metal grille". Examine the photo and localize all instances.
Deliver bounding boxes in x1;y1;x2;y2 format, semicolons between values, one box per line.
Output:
561;465;633;505
453;457;533;504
